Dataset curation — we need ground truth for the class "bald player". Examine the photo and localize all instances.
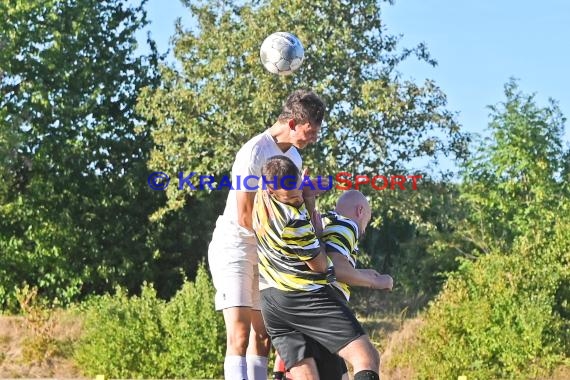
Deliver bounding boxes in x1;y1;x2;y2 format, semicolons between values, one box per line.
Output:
322;190;393;302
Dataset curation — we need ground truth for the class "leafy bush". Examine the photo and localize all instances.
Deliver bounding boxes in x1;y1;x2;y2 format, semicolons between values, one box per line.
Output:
75;284;167;378
387;221;569;379
159;264;225;378
75;263;225;378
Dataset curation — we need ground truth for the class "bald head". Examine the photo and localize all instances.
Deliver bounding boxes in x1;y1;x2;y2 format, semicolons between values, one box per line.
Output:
335;190;372;236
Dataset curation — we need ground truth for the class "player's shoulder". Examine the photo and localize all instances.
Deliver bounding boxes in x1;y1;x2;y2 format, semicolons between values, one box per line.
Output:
241;131;286;160
323;211;355;226
232;133;272;172
285;146;302;166
286;145;301;159
236;131;268;154
323;211;358;235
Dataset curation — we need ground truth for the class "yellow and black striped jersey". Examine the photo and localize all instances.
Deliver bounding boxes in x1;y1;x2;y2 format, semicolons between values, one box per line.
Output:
253;189;334;291
321;211;360;301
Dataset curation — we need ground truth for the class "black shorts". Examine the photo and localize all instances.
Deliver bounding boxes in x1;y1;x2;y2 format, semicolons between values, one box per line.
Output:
261;285;365;370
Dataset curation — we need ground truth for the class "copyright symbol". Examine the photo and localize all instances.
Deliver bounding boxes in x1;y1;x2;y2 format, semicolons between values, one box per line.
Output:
148;172;170;191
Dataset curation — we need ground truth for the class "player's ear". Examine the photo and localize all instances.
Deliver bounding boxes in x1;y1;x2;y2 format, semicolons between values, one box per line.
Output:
288;118;296;130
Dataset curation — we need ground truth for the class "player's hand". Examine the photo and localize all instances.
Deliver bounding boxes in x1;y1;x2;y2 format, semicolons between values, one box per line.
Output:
375;274;393;291
301;167;330;198
362;270;393;291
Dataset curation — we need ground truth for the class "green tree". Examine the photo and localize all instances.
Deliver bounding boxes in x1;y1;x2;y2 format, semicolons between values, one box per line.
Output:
386;81;570;379
460;79;568;253
0;0;163;309
381;79;570;304
138;0;469;225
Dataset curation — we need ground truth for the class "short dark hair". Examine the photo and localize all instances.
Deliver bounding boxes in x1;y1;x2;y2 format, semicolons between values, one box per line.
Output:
278;89;326;126
261;156;300;190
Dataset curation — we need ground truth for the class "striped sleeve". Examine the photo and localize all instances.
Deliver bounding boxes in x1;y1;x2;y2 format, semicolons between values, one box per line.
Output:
281;219;321;261
323;221;357;266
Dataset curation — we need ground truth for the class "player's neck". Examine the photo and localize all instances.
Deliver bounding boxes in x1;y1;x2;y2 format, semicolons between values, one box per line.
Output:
268;122;294;152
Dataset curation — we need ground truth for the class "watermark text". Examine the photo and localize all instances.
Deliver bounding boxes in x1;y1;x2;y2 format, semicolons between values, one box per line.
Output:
147;171;423;192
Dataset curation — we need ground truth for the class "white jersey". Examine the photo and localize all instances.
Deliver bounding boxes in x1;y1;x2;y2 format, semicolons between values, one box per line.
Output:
216;130;302;244
208;130;302;309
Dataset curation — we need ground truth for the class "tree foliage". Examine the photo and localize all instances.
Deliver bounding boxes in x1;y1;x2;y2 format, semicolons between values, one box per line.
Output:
386;81;570;379
138;0;469;225
353;179;468;311
460;79;568;253
0;0;163;309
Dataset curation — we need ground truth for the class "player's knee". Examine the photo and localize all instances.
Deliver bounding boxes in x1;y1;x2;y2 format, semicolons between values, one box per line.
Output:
249;323;270;351
369;346;380;369
354;345;380;371
338;337;380;371
251;327;270;342
227;328;250;352
256;331;271;349
289;357;319;380
248;330;271;355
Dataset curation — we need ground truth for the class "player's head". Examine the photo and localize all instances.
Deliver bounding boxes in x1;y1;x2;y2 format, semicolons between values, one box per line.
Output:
278;89;326;149
261;155;303;207
335;190;372;237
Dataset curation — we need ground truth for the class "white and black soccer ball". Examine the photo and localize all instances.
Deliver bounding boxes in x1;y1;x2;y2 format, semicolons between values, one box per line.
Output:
259;32;304;75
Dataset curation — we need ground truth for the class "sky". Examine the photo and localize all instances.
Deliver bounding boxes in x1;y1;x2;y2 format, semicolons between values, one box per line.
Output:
133;0;570;148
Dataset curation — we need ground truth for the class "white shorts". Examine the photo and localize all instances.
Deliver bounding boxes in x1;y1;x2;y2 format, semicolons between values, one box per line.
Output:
208;216;260;310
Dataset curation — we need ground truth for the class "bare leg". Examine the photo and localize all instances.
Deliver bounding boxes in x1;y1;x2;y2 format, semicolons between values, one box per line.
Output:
337;335;380;374
246;309;271;379
248;309;271;356
223;306;252;355
288;357;320;380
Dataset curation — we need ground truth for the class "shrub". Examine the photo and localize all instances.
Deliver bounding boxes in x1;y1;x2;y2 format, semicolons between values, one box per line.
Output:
74;284;167;378
75;263;225;378
387;222;569;379
17;285;60;364
159;264;225;378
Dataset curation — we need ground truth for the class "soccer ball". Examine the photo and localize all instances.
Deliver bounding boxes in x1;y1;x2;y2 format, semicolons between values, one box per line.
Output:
260;32;304;75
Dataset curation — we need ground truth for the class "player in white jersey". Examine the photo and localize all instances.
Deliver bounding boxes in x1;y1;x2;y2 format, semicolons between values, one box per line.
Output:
208;89;326;380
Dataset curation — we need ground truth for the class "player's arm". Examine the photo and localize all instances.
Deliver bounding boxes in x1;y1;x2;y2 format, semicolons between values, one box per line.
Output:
304;195;323;237
234;145;264;232
328;251;372;287
236;190;257;231
328;251;393;290
305;246;329;273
